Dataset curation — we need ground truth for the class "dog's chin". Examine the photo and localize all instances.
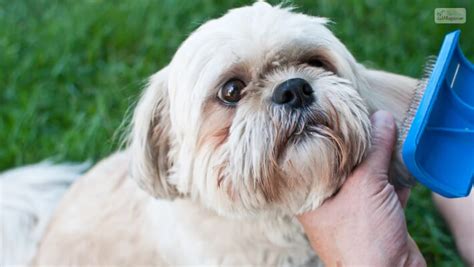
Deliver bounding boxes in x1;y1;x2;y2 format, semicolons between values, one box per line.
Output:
280;128;348;213
197;138;343;219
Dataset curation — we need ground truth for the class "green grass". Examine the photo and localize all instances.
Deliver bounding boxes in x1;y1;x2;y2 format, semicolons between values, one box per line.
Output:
1;0;472;265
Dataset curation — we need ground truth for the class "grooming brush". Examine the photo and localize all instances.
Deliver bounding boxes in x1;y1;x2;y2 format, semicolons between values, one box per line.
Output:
401;30;474;198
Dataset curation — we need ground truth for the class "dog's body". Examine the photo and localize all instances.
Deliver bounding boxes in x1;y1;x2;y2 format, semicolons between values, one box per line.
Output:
0;162;86;266
3;3;418;266
32;152;318;266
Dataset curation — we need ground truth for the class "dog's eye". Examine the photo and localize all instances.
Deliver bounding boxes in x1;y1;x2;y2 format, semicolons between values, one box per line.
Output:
218;79;245;105
307;58;325;68
305;57;337;73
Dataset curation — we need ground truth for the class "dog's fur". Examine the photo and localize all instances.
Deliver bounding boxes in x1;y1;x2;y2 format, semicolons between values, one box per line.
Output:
0;162;87;266
4;2;418;266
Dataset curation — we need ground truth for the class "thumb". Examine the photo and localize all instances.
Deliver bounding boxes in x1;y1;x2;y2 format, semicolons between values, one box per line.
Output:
357;111;397;176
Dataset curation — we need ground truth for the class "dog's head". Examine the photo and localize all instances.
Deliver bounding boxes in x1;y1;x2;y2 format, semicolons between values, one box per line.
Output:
128;2;415;216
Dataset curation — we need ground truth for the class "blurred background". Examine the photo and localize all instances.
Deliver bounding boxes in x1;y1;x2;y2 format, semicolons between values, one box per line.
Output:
1;0;472;265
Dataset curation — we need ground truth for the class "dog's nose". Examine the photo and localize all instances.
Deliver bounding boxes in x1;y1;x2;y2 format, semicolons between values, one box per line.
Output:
272;78;314;108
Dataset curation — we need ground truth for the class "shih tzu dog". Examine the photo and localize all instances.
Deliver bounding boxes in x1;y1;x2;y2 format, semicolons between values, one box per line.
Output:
4;2;418;266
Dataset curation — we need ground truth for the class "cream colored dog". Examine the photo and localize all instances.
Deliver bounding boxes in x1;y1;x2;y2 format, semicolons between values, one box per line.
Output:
18;2;417;266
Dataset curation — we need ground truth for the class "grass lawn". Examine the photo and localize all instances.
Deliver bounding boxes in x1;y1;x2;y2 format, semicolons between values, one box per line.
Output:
1;0;472;265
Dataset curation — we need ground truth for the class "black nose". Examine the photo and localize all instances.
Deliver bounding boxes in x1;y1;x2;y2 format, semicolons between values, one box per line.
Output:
272;78;314;108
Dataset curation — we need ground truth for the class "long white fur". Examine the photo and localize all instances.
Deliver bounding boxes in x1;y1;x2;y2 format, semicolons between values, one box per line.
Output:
0;162;87;266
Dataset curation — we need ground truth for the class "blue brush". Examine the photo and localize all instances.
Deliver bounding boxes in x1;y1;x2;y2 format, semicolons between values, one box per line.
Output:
401;30;474;198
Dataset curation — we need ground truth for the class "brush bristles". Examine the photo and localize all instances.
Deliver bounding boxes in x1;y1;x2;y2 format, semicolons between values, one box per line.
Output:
398;56;437;146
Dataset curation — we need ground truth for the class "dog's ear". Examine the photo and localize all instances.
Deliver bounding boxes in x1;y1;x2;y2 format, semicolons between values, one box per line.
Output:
128;66;179;199
359;68;419;187
359;69;418;125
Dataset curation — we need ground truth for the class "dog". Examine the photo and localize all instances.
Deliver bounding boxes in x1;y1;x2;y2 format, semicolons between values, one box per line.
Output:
3;2;418;266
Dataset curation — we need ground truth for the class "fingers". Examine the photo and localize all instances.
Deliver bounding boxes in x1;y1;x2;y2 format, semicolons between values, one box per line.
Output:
358;110;397;175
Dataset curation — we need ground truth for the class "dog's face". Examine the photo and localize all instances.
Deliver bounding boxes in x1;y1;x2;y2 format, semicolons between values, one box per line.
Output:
129;3;382;217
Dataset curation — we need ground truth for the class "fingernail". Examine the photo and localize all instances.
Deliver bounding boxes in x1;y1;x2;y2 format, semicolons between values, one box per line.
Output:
371;110;395;129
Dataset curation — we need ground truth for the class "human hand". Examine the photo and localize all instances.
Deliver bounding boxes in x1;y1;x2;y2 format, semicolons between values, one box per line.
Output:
298;111;426;266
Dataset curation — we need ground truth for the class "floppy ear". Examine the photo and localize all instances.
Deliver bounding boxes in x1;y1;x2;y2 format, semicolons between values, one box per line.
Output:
360;69;418;125
128;66;179;199
359;68;419;187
